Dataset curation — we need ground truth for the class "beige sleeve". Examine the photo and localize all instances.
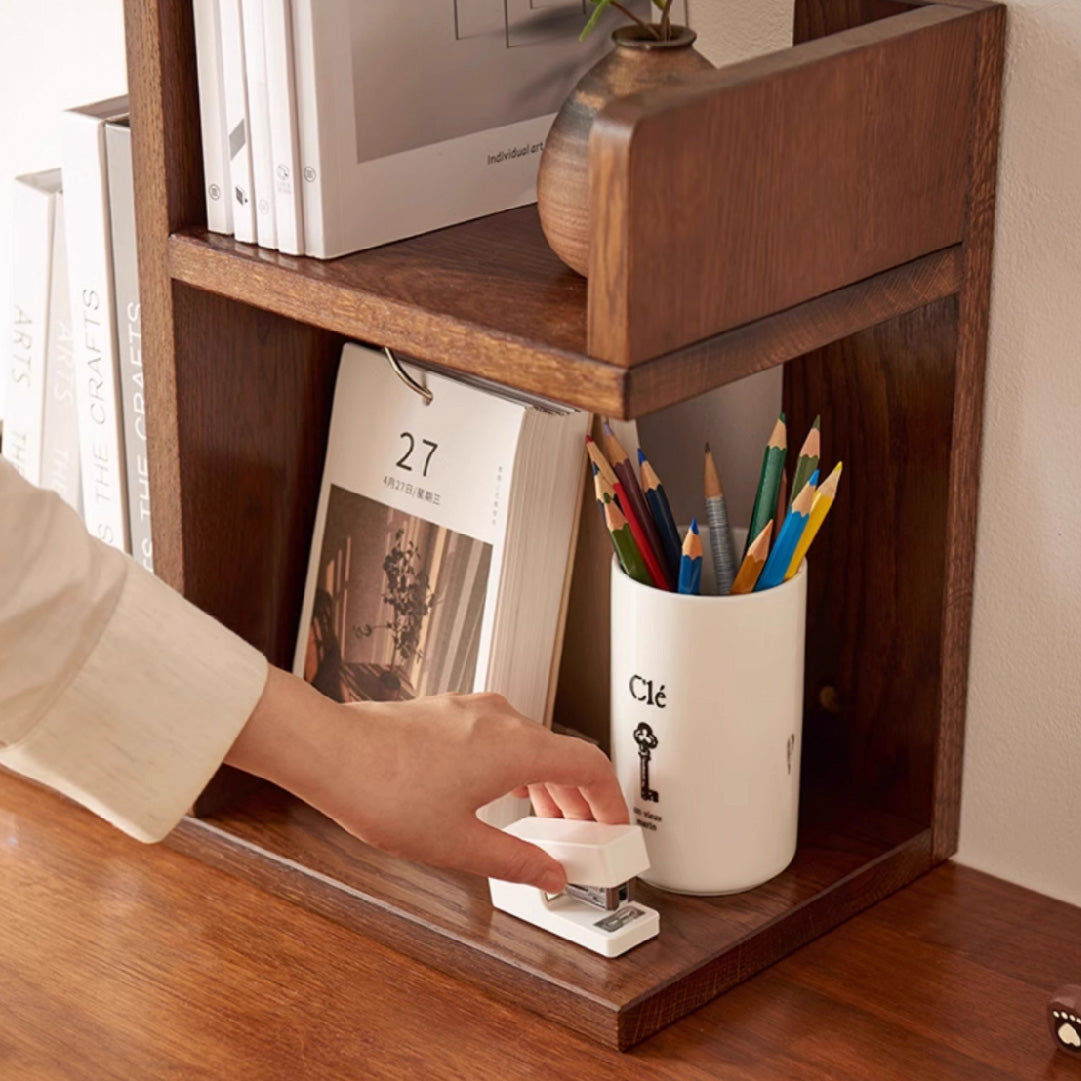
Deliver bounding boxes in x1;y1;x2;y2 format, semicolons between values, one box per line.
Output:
0;460;268;841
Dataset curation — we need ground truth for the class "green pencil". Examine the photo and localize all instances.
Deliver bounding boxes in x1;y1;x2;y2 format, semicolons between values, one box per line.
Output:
606;500;651;585
744;413;787;560
790;415;821;507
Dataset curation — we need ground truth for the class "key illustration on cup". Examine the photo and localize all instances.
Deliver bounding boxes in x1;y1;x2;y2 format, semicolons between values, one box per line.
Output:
634;722;659;803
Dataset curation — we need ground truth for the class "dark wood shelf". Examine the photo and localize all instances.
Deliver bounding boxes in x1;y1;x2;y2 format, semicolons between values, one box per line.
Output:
166;780;930;1049
125;0;1005;1054
169;217;962;418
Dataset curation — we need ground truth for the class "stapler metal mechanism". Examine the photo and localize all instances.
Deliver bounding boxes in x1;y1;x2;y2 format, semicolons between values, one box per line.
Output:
488;817;660;957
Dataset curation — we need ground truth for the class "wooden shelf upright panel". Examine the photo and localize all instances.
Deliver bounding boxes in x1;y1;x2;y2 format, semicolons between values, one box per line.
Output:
122;0;1004;1050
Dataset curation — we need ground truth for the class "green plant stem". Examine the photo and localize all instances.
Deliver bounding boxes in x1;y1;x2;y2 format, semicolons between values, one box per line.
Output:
659;0;674;39
609;0;662;39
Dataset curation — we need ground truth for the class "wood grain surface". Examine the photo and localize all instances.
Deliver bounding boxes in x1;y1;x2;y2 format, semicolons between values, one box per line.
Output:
588;3;980;365
165;779;929;1047
122;0;1004;1054
2;770;1079;1080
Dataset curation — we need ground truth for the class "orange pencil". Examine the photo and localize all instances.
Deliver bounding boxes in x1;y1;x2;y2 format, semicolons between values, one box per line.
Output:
729;521;773;595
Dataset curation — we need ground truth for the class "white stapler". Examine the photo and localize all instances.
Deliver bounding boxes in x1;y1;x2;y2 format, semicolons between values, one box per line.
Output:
488;817;660;957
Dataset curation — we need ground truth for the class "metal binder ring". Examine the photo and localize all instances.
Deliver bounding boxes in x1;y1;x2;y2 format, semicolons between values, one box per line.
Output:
384;347;433;405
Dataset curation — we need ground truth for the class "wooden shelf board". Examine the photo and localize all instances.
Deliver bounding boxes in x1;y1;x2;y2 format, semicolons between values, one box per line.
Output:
167;783;930;1049
168;213;960;418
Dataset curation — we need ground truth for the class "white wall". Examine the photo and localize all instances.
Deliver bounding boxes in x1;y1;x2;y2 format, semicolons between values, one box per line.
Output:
689;0;1081;906
2;2;1080;905
0;0;128;422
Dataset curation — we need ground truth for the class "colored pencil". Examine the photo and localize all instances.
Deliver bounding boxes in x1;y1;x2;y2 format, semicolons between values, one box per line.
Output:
593;465;624;564
744;413;787;560
638;450;682;584
601;422;671;587
790;415;821;507
588;437;669;589
606;501;651;586
677;518;703;595
703;443;736;595
773;466;788;543
585;435;618;488
592;462;617;507
729;521;773;595
755;470;818;591
786;461;842;579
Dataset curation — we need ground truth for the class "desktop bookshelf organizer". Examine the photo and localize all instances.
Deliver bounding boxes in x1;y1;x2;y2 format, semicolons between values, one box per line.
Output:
125;0;1003;1051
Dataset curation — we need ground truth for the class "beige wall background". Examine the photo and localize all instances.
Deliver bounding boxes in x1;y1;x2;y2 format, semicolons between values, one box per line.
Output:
2;1;1079;903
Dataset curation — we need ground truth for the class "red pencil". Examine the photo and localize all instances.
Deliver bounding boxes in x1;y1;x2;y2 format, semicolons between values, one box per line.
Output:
600;422;673;589
613;475;670;589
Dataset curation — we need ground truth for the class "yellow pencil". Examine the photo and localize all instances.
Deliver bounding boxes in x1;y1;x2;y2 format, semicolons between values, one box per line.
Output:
585;436;619;488
785;461;842;579
729;521;773;595
593;464;617;506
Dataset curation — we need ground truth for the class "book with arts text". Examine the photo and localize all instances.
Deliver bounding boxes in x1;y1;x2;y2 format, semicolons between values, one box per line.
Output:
61;95;131;552
293;342;589;825
105;119;153;571
2;170;60;487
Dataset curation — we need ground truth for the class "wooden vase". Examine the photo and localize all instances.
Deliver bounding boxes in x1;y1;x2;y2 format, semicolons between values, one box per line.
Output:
537;25;714;278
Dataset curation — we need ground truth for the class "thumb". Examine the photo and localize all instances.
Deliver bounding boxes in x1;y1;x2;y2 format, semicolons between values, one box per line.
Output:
468;823;567;894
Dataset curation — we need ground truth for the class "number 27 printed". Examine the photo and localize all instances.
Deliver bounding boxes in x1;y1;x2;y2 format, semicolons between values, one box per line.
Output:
396;433;438;476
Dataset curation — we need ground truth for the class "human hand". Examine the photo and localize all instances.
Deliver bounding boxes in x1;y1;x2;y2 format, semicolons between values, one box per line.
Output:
226;667;628;894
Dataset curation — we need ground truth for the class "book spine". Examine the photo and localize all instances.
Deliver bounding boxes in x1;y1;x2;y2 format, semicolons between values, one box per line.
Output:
39;192;82;513
192;0;234;235
240;0;277;249
2;175;55;486
61;107;130;552
105;122;153;571
263;0;304;255
219;0;257;244
290;0;326;257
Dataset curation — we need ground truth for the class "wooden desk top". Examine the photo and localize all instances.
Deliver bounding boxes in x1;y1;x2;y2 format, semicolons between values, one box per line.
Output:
2;771;1079;1081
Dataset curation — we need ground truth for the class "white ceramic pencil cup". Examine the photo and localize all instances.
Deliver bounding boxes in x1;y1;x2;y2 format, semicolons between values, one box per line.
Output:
609;529;807;895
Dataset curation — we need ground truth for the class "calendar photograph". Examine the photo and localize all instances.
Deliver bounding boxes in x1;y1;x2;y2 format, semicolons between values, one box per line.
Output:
301;485;493;704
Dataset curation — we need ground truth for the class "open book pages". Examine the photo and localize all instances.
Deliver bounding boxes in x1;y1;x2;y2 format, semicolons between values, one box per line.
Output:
293;342;589;825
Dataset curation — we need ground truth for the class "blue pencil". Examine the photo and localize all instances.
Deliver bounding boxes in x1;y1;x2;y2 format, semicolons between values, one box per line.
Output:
678;518;703;595
638;449;682;583
755;471;818;591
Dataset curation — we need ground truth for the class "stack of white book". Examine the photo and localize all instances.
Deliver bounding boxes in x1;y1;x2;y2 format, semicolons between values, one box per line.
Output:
2;96;153;570
193;0;656;259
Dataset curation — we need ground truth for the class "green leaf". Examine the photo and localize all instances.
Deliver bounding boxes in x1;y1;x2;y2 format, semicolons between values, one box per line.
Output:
580;0;615;40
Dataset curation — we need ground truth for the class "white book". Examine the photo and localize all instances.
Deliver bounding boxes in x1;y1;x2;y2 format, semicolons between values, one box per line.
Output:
3;170;59;486
61;94;131;553
106;119;154;571
192;0;235;235
40;192;83;514
293;343;589;825
240;0;277;249
290;1;662;258
263;0;304;255
219;0;257;243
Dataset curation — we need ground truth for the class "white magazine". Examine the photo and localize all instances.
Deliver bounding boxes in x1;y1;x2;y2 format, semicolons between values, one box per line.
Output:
294;342;588;825
240;0;278;249
3;170;59;486
291;0;656;258
192;0;235;235
263;0;304;254
106;120;154;571
219;0;257;243
40;192;82;513
61;96;131;552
